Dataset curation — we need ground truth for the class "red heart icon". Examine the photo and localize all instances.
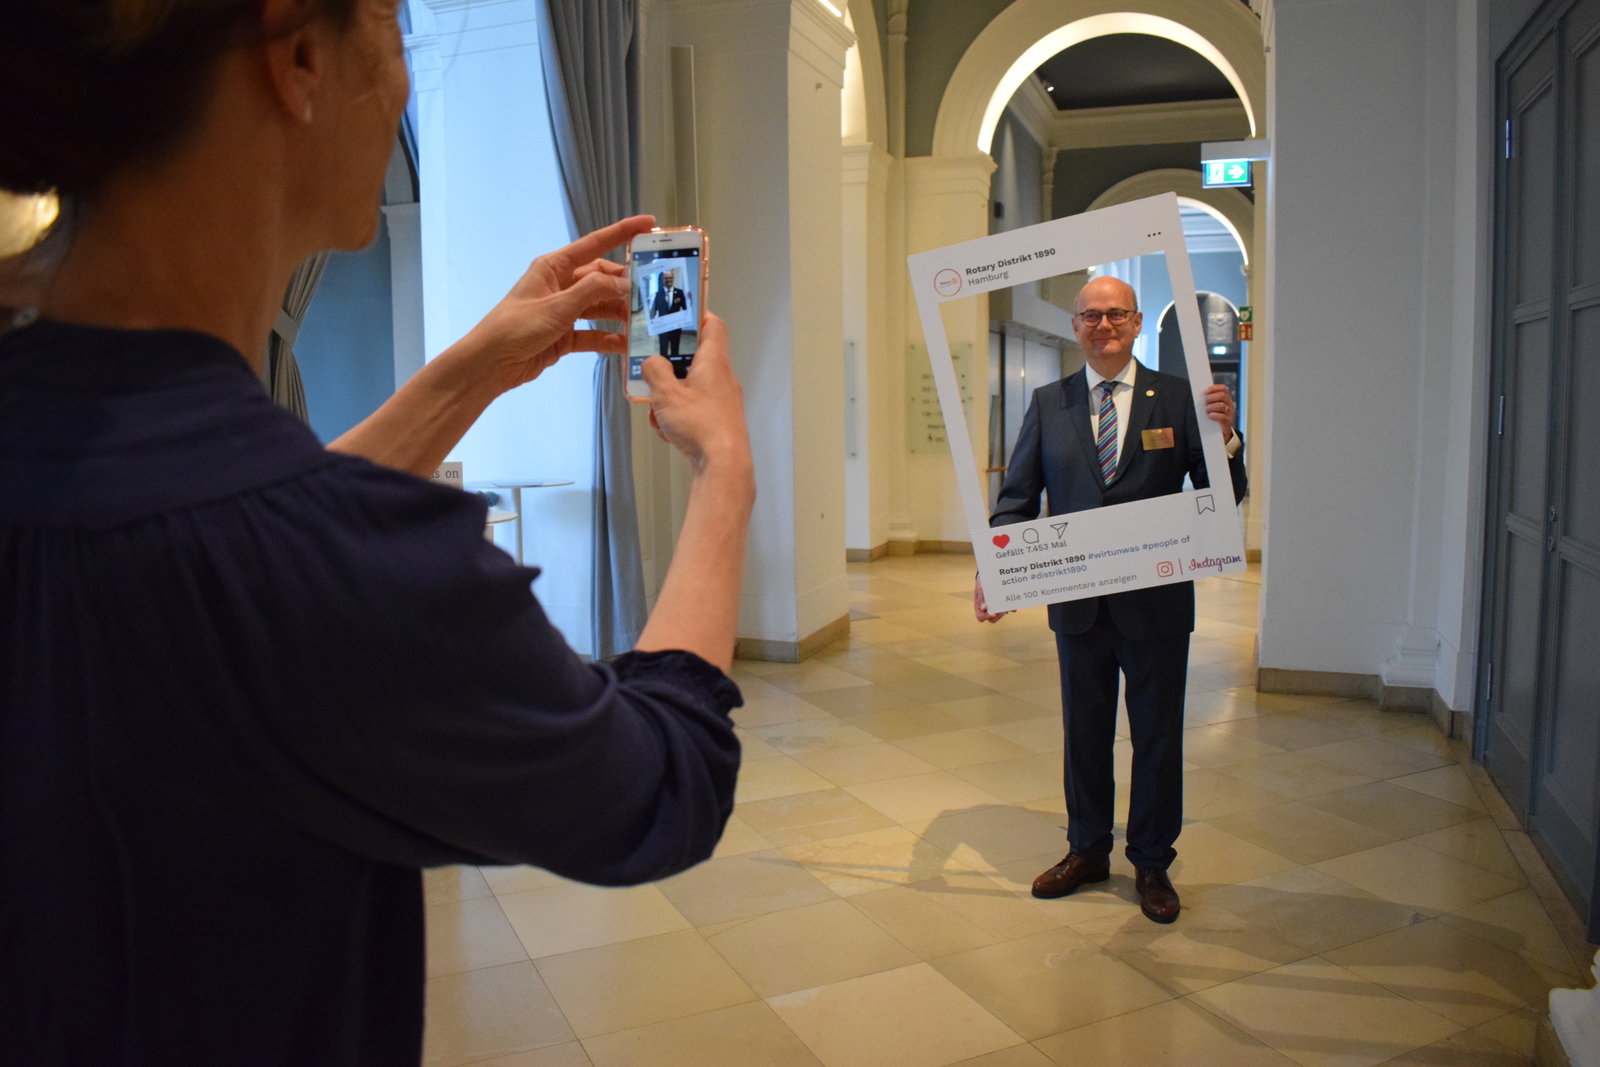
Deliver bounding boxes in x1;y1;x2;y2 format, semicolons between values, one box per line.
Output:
992;535;1010;548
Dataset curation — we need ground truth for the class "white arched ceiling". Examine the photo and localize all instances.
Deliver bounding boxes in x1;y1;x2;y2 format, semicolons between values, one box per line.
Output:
931;0;1266;158
1087;168;1254;265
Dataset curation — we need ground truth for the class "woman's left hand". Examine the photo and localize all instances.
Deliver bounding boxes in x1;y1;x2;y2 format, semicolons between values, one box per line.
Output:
457;214;656;392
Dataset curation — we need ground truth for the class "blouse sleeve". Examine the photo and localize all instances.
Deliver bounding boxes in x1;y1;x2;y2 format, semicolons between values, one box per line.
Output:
202;460;744;885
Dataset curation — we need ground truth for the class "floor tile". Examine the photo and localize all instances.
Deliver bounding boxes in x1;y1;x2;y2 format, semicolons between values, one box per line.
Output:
1167;822;1299;891
712;815;772;858
425;865;494;906
1213;751;1379;800
706;898;917;996
886;677;1006;706
1375;1027;1531;1066
1073;901;1310;994
1190;956;1461;1067
733;694;836;729
735;788;898;846
1473;1007;1539;1058
736;756;837;803
794;741;939;785
534;929;756;1038
1033;997;1296;1066
768;963;1024;1067
849;883;1005;959
1199;866;1426;955
1304;782;1484;840
951;664;1063;695
946;1045;1057;1067
496;882;689;960
481;865;567;896
1184;722;1287;768
1440;888;1585;978
427;896;530;978
906;803;1068;870
762;663;876;695
470;1042;593;1067
656;849;837;926
1390;765;1489;813
929;927;1174;1039
892;728;1036;769
927;694;1050;728
1407;820;1525;881
1323;920;1556;1027
1215;714;1374;752
1314;841;1523;916
844;771;1005;824
910;650;1025;675
782;826;963;896
748;717;881;755
580;1002;822;1067
843;705;973;741
423;962;575;1067
735;728;784;761
905;869;1075;939
952;754;1067;803
801;685;920;716
982;718;1064;754
1185;767;1294;819
1208;801;1397;866
1296;736;1454;780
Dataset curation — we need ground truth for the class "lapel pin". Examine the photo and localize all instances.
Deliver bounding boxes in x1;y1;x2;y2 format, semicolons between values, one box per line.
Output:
1146;389;1155;397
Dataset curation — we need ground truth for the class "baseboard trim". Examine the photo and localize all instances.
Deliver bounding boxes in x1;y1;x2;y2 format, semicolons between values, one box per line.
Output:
736;613;851;664
1257;668;1467;738
885;539;918;557
1246;548;1262;563
916;539;975;555
846;543;890;563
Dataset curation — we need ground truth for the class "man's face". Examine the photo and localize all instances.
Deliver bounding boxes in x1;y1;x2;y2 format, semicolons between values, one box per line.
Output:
1073;277;1142;365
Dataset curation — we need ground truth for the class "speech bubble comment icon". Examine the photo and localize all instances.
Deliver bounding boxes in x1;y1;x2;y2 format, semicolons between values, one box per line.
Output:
1022;528;1040;543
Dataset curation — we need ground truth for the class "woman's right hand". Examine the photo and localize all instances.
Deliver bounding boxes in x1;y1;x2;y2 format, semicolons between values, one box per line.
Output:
640;314;752;480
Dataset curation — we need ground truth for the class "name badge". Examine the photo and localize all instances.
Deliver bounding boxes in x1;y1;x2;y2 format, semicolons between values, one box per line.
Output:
1141;428;1175;450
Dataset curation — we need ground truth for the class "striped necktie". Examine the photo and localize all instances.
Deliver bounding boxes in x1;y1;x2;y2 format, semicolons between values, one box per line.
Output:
1095;381;1119;485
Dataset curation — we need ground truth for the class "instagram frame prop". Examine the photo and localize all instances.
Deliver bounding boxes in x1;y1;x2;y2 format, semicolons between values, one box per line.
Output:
907;193;1246;610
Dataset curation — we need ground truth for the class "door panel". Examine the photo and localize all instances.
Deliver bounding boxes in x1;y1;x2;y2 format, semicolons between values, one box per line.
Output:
1509;319;1552;520
1514;83;1557;306
1573;36;1600;287
1566;303;1600;549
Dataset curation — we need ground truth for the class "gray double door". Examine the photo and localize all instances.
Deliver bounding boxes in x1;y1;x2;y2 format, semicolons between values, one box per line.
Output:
1480;0;1600;935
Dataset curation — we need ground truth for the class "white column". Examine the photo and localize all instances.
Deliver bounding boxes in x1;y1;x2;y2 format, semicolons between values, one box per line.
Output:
380;203;425;388
842;143;892;557
672;0;854;659
903;151;996;546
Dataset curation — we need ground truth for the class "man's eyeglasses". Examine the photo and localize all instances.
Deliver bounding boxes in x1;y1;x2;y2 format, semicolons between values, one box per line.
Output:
1072;308;1136;327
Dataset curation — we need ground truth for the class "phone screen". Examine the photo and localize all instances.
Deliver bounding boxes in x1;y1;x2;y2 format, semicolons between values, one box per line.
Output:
629;246;701;382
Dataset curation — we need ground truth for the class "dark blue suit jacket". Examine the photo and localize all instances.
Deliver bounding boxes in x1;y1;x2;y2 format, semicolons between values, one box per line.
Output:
990;362;1247;639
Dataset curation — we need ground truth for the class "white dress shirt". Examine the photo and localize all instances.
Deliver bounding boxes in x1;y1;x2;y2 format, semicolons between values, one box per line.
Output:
1084;358;1242;469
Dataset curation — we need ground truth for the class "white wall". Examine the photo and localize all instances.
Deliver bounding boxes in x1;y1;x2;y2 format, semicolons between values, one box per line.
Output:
407;0;597;653
1261;0;1516;710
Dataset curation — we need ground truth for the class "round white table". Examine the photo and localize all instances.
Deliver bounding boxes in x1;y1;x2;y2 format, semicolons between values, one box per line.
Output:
467;480;576;563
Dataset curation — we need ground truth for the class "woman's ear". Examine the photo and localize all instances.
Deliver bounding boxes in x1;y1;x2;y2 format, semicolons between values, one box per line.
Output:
260;0;326;125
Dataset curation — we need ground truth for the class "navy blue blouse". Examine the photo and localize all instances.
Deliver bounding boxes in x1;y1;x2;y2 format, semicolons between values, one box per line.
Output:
0;321;742;1066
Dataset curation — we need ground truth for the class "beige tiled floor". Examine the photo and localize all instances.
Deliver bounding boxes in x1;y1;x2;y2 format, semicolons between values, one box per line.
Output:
423;556;1594;1067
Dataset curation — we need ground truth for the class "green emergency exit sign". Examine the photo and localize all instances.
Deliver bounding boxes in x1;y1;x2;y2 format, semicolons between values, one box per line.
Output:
1203;160;1252;188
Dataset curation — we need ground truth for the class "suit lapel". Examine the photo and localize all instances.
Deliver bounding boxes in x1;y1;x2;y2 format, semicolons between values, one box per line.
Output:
1107;363;1157;488
1061;370;1099;476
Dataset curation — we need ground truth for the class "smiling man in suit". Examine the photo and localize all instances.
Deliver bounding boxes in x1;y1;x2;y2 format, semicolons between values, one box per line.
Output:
974;275;1246;924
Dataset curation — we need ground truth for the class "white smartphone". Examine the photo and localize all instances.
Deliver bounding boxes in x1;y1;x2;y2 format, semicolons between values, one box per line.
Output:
626;226;709;400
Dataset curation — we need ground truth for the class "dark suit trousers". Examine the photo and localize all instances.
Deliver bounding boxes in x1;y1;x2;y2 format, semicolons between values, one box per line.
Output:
658;330;682;357
1055;599;1189;870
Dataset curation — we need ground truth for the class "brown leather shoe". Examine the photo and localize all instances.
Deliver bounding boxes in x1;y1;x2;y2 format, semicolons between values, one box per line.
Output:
1135;867;1180;923
1031;853;1110;899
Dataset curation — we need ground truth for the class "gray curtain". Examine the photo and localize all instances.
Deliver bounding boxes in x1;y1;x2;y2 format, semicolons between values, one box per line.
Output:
264;252;329;424
536;0;648;658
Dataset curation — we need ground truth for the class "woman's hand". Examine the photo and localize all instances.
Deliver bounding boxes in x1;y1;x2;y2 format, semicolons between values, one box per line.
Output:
455;215;656;393
640;315;751;479
974;578;1010;623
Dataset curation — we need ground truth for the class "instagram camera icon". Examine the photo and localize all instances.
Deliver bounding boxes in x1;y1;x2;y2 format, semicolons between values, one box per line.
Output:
1156;561;1175;579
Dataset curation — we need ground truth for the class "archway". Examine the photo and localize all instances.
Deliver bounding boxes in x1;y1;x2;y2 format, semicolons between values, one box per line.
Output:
930;0;1266;158
1087;168;1254;262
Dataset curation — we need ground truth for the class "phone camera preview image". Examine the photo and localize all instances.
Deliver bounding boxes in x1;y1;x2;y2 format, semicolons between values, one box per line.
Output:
628;248;700;384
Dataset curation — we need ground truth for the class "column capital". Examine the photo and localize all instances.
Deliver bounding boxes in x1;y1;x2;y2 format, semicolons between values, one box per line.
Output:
904;152;996;198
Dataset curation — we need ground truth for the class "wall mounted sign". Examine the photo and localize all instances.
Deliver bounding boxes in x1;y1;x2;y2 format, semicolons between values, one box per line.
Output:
1202;160;1252;188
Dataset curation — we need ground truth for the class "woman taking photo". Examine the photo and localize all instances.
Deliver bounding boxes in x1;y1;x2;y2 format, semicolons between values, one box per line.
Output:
0;0;755;1063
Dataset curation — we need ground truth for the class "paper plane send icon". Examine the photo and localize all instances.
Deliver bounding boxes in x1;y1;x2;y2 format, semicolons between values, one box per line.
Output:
1051;522;1069;539
1196;495;1216;515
